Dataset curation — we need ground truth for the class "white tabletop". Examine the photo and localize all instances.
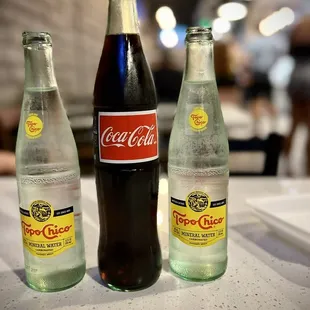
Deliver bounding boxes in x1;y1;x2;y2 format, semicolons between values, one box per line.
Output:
0;177;309;310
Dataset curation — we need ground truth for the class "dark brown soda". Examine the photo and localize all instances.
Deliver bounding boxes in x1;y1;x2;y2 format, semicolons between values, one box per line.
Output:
93;34;162;291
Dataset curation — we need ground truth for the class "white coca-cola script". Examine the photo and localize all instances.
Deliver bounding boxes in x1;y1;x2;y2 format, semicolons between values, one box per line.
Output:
101;125;156;148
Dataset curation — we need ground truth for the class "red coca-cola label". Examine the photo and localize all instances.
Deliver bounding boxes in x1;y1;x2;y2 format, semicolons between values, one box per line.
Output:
98;110;158;163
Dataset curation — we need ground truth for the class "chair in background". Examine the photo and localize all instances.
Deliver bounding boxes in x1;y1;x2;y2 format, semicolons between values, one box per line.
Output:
229;133;284;176
158;103;177;174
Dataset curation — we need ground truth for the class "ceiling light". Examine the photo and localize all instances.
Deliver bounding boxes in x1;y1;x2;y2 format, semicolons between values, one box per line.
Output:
212;18;231;34
259;7;295;37
159;29;179;49
217;2;248;21
155;6;174;22
158;15;177;30
212;32;223;41
155;6;177;30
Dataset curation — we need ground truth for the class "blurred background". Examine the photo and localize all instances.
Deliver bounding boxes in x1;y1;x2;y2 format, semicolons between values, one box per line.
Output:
1;0;310;177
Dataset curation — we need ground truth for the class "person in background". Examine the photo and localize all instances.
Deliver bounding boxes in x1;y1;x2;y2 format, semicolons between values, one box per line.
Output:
0;152;15;175
0;91;21;176
283;15;310;175
239;25;287;121
214;40;240;105
0;118;16;175
152;50;183;173
152;50;183;103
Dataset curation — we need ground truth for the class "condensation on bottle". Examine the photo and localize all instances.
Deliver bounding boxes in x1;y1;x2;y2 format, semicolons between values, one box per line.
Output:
15;32;86;292
168;27;229;281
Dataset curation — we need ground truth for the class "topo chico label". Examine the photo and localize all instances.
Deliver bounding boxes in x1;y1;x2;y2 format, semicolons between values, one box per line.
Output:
20;200;76;258
171;191;226;247
98;110;158;164
188;107;208;132
25;113;43;139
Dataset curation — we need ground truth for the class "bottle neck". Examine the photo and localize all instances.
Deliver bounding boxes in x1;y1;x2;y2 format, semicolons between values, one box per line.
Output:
183;40;215;82
106;0;139;35
24;44;57;89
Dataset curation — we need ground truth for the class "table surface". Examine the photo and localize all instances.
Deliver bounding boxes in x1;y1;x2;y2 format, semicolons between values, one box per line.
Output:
0;177;310;310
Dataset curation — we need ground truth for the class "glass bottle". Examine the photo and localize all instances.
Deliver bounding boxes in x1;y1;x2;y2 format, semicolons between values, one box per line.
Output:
15;32;86;292
93;0;162;291
168;27;229;281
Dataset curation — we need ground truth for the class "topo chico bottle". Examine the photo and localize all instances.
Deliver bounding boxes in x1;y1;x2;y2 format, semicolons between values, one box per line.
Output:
92;0;162;291
168;27;229;281
15;32;86;292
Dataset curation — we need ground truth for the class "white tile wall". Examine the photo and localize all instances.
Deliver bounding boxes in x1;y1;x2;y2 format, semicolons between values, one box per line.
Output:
0;0;108;106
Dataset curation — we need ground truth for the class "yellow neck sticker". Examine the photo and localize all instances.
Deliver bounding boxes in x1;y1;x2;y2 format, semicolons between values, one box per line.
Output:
188;107;208;132
25;113;43;139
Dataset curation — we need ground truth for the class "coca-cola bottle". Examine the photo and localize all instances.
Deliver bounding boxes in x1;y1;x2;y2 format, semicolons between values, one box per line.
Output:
93;0;162;291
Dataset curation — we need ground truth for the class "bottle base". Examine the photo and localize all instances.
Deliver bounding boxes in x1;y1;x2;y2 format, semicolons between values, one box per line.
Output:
100;272;161;292
26;263;86;292
169;258;227;282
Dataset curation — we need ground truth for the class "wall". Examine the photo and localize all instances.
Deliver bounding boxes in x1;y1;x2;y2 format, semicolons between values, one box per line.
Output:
0;0;108;107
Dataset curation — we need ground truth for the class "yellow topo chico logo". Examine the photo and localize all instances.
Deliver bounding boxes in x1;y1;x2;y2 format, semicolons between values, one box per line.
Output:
173;210;224;230
189;107;208;131
25;114;43;138
20;200;76;257
22;221;73;240
170;190;226;247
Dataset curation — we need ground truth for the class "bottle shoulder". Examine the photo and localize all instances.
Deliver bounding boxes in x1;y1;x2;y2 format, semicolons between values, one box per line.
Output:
169;79;228;159
168;119;229;168
93;34;157;110
16;117;79;169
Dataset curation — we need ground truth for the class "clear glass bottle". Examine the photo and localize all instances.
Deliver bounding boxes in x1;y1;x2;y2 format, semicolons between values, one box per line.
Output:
168;27;229;281
15;32;86;292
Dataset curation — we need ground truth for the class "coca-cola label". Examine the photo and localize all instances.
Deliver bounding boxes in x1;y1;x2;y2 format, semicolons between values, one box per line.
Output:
98;110;159;164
